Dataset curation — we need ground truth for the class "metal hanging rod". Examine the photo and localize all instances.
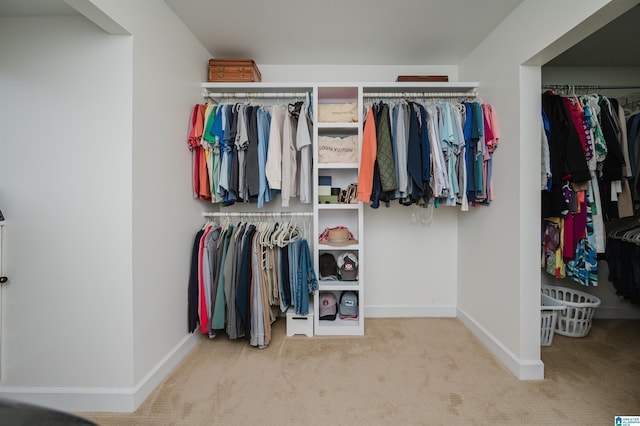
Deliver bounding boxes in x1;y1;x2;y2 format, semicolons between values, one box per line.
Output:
543;84;640;91
363;91;477;99
203;92;310;99
203;211;314;218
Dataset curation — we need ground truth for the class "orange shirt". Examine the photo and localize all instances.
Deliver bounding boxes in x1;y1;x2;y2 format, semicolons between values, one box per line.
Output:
357;106;377;203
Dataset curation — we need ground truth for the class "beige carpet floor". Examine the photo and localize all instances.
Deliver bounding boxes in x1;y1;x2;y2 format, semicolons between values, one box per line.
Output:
79;317;640;426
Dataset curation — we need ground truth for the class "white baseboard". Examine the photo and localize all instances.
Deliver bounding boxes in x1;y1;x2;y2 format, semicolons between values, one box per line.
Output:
364;304;457;318
456;307;544;380
0;332;200;413
366;305;544;380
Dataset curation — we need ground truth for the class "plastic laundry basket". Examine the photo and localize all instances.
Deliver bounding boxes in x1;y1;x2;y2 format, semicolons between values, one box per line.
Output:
541;284;601;338
540;293;566;346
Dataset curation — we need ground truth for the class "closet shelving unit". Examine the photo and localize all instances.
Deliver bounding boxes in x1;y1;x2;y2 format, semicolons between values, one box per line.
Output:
200;81;479;338
313;84;364;336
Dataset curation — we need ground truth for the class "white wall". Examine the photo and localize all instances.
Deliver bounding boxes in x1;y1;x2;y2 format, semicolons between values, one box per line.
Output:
77;0;213;404
258;65;458;83
0;0;211;412
457;0;637;379
364;206;458;317
86;0;212;389
0;16;134;388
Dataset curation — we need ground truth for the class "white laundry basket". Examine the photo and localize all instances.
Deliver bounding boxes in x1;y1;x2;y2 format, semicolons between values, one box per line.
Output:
541;284;601;338
540;293;566;346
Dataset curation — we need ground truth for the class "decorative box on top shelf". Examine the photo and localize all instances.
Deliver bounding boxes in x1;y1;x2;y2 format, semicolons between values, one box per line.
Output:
208;58;262;82
395;75;449;82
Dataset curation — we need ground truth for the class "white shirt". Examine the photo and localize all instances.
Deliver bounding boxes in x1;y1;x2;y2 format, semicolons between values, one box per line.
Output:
281;110;298;207
296;102;313;204
265;105;285;190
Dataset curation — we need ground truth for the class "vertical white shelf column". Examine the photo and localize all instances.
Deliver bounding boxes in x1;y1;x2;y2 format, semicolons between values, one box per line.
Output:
313;84;364;336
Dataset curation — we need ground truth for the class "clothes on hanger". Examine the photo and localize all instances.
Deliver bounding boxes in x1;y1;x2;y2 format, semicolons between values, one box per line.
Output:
187;100;313;208
187;217;318;348
541;90;638;287
605;217;640;304
357;99;499;210
626;111;640;208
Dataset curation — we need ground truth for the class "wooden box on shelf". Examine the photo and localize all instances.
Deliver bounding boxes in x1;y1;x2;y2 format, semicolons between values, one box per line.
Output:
208;58;262;82
395;75;449;82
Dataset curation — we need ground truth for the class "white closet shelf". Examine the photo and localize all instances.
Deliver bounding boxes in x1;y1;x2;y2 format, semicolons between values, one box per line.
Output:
317;122;359;129
318;282;360;291
317;204;359;210
202;82;314;92
318;242;361;250
362;81;479;92
202;81;478;93
317;162;359;169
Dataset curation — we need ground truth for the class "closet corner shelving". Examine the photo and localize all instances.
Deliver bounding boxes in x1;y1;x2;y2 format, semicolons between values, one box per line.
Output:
200;80;481;338
312;83;365;336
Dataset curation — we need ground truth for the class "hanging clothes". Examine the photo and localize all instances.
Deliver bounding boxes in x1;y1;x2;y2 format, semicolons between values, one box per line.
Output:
187;217;317;348
606;218;640;304
627;112;640;208
187;99;313;208
541;90;638;287
357;98;500;210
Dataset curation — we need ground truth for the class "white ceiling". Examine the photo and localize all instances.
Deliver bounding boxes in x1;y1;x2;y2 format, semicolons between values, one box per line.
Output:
163;0;525;66
1;0;638;67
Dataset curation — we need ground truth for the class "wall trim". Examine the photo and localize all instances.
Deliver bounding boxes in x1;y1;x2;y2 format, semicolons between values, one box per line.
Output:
365;304;457;318
0;332;200;413
457;307;544;380
0;305;556;413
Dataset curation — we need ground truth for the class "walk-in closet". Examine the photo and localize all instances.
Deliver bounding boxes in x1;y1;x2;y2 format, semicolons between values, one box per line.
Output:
540;3;640;324
1;1;638;421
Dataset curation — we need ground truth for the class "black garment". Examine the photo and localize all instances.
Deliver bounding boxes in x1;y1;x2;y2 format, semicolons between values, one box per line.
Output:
229;103;239;142
627;113;640;206
236;224;256;338
281;245;291;308
366;108;382;208
600;98;625;182
606;237;640;304
542;92;591;218
246;106;260;199
187;229;205;333
417;103;431;188
228;223;246;339
407;102;423;202
598;98;627;221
